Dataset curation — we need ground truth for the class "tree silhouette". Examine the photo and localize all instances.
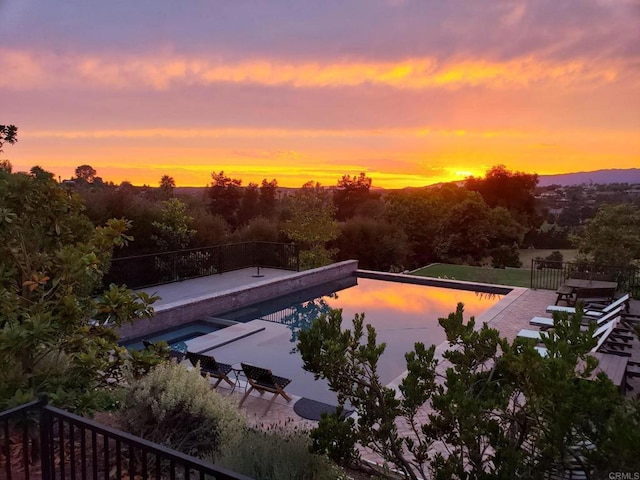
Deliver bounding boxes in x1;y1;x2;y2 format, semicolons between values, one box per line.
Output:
0;124;18;153
75;164;97;183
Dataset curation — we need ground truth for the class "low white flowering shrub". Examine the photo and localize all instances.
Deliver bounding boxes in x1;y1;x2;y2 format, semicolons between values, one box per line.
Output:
118;361;245;457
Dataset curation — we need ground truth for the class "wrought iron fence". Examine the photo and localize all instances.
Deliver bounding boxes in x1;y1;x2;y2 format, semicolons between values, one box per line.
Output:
1;398;251;480
530;259;640;297
104;242;299;289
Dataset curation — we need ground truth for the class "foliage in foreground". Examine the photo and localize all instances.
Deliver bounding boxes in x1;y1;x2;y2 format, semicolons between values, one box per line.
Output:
215;424;346;480
299;306;640;479
0;168;159;412
118;362;246;458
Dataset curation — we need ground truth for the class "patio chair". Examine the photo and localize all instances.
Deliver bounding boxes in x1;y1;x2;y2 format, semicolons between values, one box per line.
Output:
545;293;630;317
533;316;620;358
530;305;624;329
143;339;186;363
186;351;234;388
519;315;620;343
238;363;292;415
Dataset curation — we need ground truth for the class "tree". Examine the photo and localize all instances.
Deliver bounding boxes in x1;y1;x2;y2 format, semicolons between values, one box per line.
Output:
298;305;640;479
333;217;409;271
383;189;442;267
0;160;12;173
0;168;158;412
208;171;242;227
0;124;18;153
159;174;176;199
433;194;494;264
152;198;196;251
572;203;640;266
283;181;339;269
236;217;280;243
259;178;278;218
333;172;374;221
237;182;259;226
465;165;540;229
75;164;97;183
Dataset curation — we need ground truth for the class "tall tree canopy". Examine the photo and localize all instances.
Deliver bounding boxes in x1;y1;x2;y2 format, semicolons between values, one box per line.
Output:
0;124;18;153
208;171;243;227
283;181;339;269
465;165;540;228
75;164;97;183
333;172;374;220
573;203;640;266
158;174;176;199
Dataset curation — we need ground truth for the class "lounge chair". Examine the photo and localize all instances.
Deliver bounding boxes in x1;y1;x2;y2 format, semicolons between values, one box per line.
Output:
519;315;620;343
186;351;234;388
238;363;292;415
533;317;620;358
545;293;630;317
143;339;186;363
530;305;624;329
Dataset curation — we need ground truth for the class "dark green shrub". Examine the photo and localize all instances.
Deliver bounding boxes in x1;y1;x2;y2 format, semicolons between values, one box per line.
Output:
310;407;360;468
215;425;345;479
490;244;522;268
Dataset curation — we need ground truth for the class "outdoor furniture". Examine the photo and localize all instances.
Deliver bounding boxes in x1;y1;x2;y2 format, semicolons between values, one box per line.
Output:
546;293;630;317
530;305;624;330
531;316;620;358
186;351;234;388
238;363;292;415
582;353;629;393
554;279;617;306
143;339;186;363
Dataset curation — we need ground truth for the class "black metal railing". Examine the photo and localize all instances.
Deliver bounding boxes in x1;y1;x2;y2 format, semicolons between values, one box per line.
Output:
104;241;299;289
530;259;640;297
1;398;251;480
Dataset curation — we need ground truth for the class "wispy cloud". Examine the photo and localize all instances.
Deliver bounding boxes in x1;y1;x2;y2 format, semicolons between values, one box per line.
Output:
1;49;627;92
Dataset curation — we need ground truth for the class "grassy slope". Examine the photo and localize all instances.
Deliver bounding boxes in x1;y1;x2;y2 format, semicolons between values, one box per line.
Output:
412;264;532;288
411;250;577;288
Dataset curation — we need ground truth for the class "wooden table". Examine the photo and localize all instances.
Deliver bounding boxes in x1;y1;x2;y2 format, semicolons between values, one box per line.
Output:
555;279;618;305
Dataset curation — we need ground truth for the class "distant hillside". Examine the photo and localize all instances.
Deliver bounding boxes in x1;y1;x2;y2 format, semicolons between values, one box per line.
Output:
538;169;640;187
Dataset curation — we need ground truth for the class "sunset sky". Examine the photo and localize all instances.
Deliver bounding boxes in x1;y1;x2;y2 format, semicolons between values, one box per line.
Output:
1;1;638;188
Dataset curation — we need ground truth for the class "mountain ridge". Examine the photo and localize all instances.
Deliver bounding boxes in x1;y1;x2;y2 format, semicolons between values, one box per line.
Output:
537;168;640;187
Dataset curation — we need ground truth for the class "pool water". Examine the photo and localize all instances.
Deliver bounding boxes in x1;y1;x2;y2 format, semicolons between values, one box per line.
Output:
122;320;224;352
216;276;503;404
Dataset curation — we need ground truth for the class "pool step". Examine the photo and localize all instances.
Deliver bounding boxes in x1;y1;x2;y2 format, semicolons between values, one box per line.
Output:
185;322;266;353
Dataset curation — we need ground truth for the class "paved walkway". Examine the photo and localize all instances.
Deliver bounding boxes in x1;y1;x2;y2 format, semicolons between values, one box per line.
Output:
138;267;298;308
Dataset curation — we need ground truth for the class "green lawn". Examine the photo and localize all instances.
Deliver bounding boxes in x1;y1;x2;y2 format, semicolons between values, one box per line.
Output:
412;264;532;288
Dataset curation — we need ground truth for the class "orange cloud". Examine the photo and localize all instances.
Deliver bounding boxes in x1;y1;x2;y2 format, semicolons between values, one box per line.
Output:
0;48;627;91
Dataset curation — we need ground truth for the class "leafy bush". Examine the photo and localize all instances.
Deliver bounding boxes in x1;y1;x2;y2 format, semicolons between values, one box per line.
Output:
490;243;522;268
118;362;245;457
310;407;359;468
215;425;345;480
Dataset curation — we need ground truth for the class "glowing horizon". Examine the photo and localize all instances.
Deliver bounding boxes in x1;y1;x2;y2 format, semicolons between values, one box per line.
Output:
2;1;638;189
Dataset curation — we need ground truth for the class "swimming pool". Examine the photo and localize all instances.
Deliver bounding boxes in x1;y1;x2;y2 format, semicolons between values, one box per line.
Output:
214;275;503;405
122;319;227;352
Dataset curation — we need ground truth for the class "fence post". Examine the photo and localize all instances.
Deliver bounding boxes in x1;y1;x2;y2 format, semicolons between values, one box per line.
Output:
530;259;534;289
38;396;52;480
